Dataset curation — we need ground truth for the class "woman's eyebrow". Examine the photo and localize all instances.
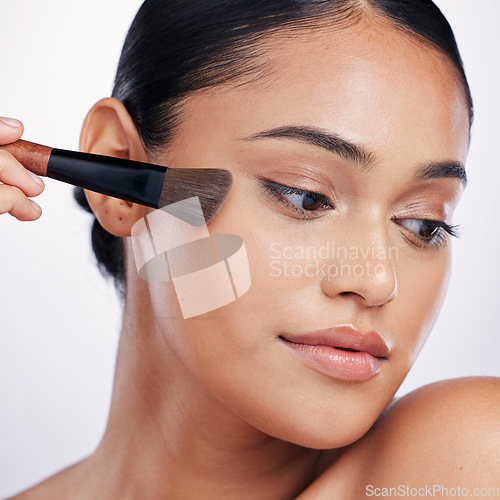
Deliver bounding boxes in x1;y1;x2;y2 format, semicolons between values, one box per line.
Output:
243;125;467;187
414;161;468;187
244;125;374;167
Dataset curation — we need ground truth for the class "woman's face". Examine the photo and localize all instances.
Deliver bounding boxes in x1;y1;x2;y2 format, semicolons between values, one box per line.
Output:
140;20;470;448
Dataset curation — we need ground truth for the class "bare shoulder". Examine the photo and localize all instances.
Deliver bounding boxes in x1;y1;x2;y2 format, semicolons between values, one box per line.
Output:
301;377;500;499
5;460;89;500
358;377;500;489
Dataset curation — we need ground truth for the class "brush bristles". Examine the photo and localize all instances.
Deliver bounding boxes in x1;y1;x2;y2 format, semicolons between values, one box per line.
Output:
160;168;233;224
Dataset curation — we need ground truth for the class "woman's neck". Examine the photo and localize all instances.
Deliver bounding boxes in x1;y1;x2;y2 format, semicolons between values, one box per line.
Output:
84;276;330;499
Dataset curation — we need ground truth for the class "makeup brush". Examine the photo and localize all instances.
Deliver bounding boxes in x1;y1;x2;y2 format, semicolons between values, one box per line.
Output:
1;139;232;225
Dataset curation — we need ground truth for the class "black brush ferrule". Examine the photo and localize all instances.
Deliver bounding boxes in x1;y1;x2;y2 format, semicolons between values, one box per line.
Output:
47;149;166;208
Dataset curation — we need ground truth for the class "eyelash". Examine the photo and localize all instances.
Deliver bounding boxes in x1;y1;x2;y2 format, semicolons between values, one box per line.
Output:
392;218;460;249
260;179;460;249
260;179;334;219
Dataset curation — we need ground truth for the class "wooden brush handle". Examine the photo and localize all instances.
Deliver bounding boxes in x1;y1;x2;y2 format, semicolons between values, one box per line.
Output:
0;139;52;176
0;139;232;221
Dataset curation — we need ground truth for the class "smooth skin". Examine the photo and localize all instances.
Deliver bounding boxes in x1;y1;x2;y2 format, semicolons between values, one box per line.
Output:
3;15;500;500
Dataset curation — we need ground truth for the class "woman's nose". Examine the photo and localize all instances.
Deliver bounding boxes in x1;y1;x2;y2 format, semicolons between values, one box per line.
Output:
320;225;398;308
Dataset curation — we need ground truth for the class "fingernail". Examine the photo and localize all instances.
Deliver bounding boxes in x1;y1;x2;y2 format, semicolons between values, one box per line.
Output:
27;169;44;186
0;117;22;128
30;199;42;213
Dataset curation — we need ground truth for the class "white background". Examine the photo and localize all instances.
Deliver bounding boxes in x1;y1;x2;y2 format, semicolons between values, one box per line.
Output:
0;0;499;497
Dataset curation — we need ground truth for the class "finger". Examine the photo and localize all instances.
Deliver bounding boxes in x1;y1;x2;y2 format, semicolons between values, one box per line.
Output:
0;184;42;221
0;150;45;198
0;117;24;145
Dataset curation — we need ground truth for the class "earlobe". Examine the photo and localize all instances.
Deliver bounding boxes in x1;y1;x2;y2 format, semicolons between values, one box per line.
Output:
80;97;149;237
84;190;146;238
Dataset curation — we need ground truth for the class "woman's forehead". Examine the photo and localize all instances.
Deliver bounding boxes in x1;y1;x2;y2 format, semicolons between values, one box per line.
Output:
175;24;470;165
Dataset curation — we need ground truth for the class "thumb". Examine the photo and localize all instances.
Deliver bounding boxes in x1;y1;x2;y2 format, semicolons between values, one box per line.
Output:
0;117;24;145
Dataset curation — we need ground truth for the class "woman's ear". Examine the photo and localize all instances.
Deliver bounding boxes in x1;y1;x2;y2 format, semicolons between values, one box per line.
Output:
80;97;149;237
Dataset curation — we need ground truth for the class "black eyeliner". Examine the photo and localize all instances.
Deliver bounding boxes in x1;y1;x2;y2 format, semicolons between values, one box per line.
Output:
258;179;334;219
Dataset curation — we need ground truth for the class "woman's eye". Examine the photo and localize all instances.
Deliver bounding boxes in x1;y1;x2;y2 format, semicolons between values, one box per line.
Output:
394;218;460;248
260;180;334;218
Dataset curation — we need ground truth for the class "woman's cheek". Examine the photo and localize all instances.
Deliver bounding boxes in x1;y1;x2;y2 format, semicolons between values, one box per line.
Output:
390;247;452;374
148;280;185;324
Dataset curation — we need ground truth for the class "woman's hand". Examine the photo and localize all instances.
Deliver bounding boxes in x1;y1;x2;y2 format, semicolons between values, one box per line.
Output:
0;117;45;220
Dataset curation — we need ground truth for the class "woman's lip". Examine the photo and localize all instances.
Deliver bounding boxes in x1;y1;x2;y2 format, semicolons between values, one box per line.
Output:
280;326;390;358
279;326;389;382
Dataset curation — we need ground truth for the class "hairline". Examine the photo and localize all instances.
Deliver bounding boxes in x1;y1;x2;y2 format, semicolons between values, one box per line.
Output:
148;11;472;159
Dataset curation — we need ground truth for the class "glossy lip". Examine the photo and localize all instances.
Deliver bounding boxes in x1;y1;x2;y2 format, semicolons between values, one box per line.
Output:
279;326;390;382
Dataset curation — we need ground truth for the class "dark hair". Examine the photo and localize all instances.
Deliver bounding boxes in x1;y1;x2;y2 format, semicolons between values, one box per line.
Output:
75;0;473;299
